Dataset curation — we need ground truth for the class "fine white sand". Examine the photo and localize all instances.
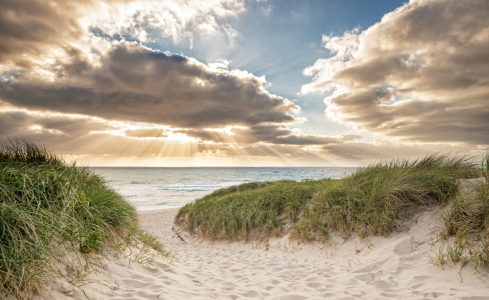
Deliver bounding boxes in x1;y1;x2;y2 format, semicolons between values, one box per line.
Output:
43;202;489;300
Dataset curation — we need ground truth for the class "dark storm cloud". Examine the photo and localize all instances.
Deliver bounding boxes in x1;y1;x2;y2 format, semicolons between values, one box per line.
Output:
303;0;489;146
0;43;299;128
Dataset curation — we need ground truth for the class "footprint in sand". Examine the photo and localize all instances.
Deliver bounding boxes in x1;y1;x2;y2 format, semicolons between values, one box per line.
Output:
369;279;394;289
241;290;260;298
306;282;322;289
275;295;308;300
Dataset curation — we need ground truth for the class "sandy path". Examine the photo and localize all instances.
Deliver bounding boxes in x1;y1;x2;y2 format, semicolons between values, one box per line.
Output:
50;206;489;299
129;207;489;300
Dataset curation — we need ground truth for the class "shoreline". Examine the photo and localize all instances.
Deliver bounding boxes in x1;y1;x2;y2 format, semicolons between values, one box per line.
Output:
137;206;182;213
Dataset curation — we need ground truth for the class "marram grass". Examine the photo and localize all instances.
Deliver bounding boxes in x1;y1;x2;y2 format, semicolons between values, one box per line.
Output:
176;154;479;242
0;139;166;298
436;153;489;270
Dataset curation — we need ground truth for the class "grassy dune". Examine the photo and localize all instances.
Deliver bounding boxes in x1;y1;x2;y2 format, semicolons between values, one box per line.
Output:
0;140;165;297
436;154;489;270
177;153;489;269
175;154;480;242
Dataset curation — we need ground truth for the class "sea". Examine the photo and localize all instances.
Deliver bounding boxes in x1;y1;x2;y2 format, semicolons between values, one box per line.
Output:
91;167;357;210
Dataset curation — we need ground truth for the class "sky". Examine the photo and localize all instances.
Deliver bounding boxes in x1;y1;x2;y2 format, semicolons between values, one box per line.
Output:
0;0;488;167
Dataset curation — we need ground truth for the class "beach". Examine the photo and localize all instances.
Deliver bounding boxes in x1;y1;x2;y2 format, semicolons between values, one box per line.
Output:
7;146;488;299
3;0;489;296
60;205;489;299
3;0;488;297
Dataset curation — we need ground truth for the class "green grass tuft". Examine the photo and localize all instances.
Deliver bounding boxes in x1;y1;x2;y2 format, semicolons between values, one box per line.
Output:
176;179;324;241
175;153;479;242
0;139;167;298
439;153;489;271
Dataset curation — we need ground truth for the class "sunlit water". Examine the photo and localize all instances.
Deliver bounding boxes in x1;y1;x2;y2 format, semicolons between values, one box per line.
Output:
91;167;356;210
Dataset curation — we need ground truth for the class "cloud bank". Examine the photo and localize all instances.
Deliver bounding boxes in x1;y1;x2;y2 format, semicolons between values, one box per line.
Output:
302;0;489;146
0;43;300;128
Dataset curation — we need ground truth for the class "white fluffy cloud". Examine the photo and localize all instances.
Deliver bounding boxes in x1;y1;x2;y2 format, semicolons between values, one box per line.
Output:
85;0;245;43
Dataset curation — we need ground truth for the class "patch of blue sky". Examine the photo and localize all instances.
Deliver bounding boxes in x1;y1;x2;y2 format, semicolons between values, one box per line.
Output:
90;27;123;41
2;71;22;81
381;93;410;107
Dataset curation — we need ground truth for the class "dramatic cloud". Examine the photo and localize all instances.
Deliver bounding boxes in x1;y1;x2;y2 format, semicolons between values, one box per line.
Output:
302;0;489;146
0;0;245;73
0;0;364;166
0;43;299;127
1;0;298;129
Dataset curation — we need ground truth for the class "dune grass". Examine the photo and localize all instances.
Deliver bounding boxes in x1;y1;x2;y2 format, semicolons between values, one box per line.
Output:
175;154;479;242
176;180;325;241
437;154;489;270
0;139;166;298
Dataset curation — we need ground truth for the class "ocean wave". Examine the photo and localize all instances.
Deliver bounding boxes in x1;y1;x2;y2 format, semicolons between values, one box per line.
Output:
136;203;185;211
156;182;243;192
159;188;207;192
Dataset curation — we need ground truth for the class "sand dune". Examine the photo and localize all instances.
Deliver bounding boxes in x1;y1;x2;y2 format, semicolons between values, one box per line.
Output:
44;206;489;299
